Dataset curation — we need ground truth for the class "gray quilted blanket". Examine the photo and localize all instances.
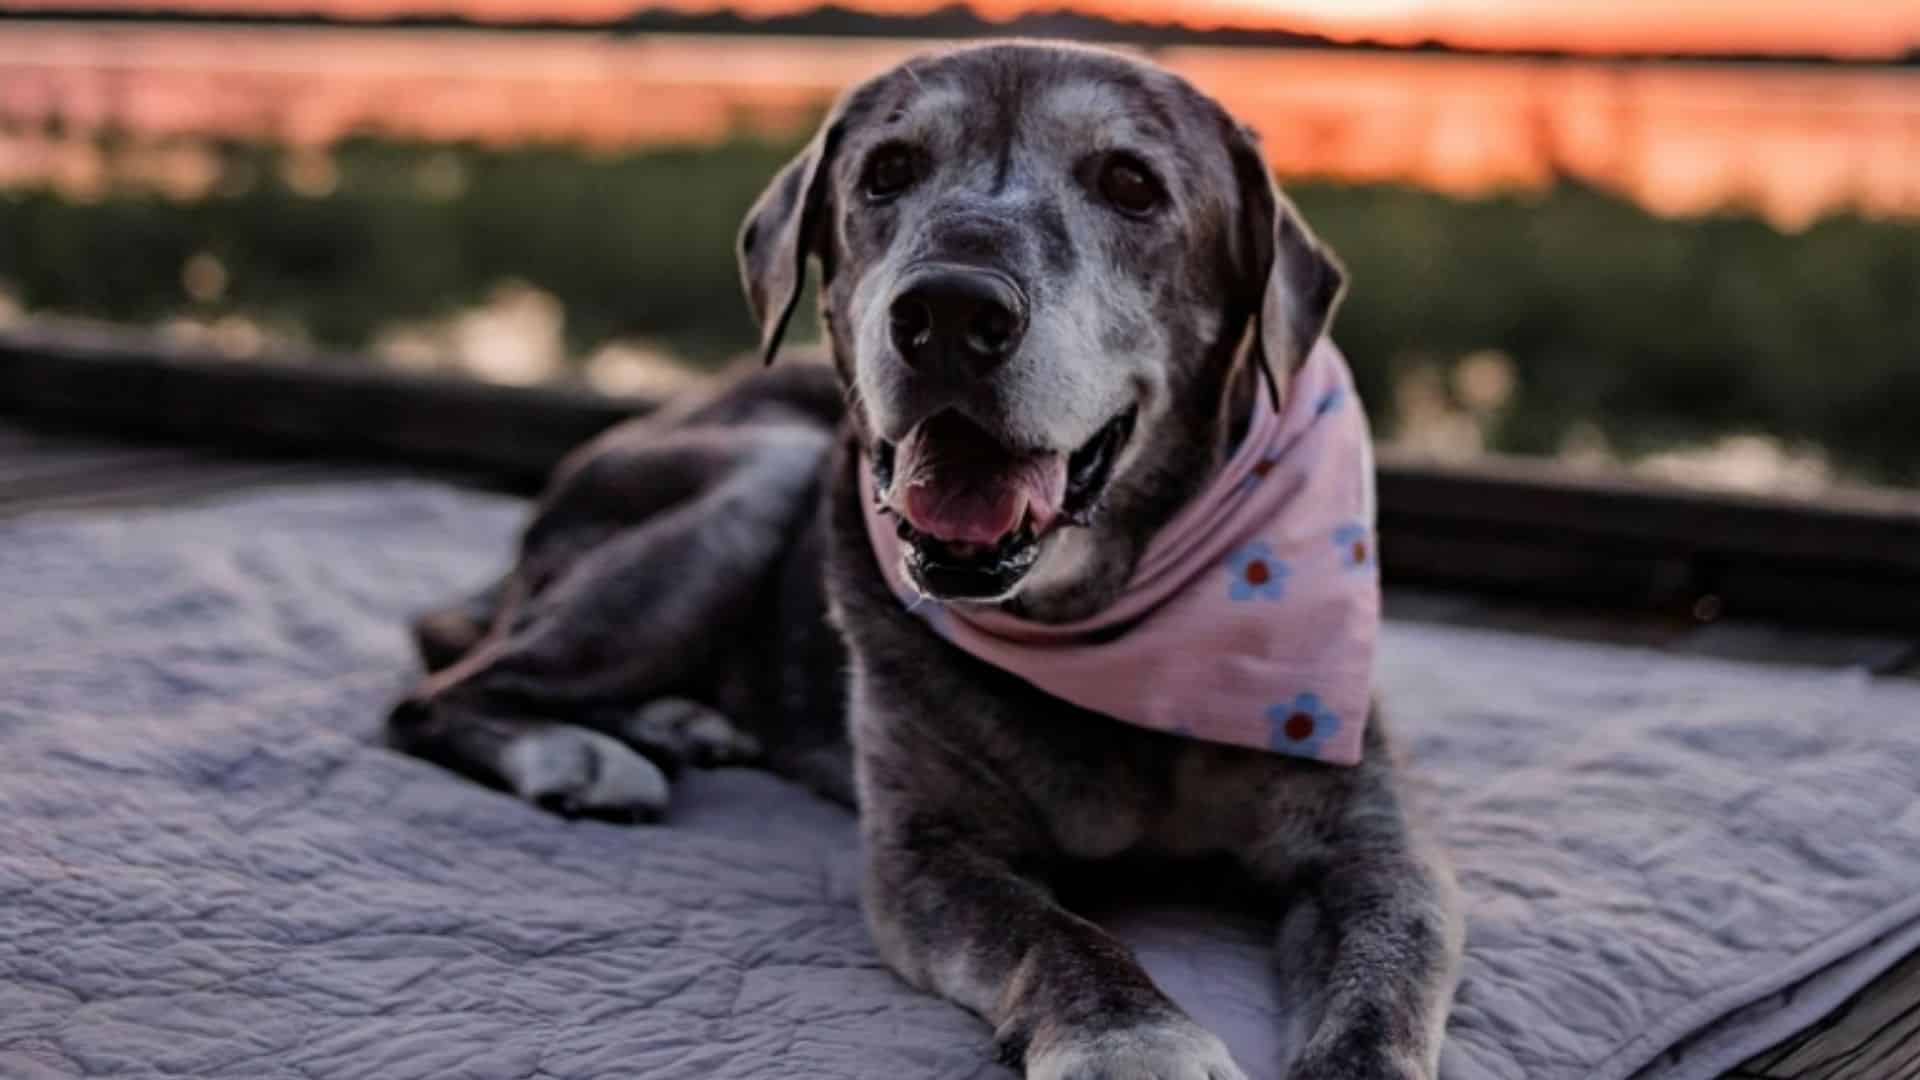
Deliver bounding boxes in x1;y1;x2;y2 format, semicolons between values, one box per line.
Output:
3;482;1918;1080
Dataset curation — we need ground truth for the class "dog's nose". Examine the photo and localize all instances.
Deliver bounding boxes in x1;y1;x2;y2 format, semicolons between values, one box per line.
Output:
888;266;1027;378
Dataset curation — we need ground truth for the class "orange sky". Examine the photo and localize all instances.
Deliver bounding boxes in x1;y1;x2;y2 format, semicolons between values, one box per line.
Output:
9;0;1918;59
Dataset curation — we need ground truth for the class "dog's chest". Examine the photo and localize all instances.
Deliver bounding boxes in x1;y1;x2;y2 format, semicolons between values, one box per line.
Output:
1045;797;1148;861
1029;740;1265;862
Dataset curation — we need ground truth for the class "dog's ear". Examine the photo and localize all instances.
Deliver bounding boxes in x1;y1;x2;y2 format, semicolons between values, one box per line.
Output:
737;111;847;365
1228;124;1346;407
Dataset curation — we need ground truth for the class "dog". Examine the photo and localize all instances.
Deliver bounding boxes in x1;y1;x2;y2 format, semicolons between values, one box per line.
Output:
391;41;1462;1080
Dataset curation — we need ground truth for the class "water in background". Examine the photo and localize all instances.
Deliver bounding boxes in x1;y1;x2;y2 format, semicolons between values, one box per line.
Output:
3;23;1918;493
3;25;1916;229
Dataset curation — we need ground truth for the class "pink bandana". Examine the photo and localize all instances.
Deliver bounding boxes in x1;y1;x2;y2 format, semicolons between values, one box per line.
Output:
861;339;1379;766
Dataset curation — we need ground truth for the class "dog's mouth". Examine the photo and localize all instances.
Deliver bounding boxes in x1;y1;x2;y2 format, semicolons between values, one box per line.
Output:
873;407;1136;601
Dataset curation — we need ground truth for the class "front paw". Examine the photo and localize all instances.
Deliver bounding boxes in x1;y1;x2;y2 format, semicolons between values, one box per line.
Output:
1025;1017;1248;1080
618;698;762;769
499;725;671;824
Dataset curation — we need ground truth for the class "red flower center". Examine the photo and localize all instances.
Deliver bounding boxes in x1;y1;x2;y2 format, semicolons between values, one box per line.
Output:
1245;560;1270;586
1284;712;1315;741
1252;459;1276;478
1352;541;1369;563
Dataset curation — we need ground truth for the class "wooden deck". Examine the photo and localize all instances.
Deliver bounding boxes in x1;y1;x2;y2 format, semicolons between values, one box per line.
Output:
1735;948;1920;1080
9;324;1920;633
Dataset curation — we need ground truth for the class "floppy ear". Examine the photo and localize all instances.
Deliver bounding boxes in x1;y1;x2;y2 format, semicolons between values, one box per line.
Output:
737;115;845;365
1228;124;1347;407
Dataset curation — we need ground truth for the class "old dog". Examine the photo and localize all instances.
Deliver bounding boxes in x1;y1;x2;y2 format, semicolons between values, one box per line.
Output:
392;41;1462;1080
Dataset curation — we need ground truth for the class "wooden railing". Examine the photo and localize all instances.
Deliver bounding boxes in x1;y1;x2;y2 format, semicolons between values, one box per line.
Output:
5;324;1918;631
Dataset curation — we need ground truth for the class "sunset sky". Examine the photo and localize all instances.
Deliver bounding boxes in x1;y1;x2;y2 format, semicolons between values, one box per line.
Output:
9;0;1919;58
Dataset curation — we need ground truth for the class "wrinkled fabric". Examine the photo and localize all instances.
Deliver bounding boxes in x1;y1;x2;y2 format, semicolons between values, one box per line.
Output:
2;482;1917;1080
862;339;1377;765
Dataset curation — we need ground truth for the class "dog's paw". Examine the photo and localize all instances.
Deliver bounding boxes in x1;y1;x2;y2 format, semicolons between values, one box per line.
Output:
618;698;762;769
1025;1018;1247;1080
499;725;671;824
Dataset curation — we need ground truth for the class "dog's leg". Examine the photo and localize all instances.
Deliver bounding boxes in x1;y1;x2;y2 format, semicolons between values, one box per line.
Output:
864;817;1248;1080
389;425;829;819
469;432;825;708
1254;771;1463;1080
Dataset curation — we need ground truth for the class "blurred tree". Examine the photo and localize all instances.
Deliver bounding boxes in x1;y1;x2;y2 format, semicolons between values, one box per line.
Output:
1;134;1914;483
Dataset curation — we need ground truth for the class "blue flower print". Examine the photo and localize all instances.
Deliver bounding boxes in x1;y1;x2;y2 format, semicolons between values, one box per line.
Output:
1314;387;1348;418
1332;524;1376;571
1226;542;1289;601
1268;693;1342;756
1236;452;1284;496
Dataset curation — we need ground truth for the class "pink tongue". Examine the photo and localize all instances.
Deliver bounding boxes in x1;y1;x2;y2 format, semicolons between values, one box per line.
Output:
904;478;1032;547
892;415;1067;547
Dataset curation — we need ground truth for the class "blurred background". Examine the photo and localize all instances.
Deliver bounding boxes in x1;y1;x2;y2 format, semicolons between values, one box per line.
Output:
1;1;1916;494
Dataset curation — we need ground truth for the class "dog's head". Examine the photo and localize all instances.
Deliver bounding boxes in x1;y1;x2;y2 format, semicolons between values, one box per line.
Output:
740;42;1343;619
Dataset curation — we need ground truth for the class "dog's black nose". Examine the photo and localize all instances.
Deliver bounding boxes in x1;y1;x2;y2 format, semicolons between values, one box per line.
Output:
888;266;1027;378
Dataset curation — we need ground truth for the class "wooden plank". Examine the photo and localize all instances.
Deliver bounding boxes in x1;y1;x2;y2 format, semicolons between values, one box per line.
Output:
0;443;207;495
1376;452;1920;632
1733;948;1920;1079
0;325;640;490
0;459;345;518
1679;621;1917;674
1376;449;1920;560
0;418;383;518
1376;524;1700;610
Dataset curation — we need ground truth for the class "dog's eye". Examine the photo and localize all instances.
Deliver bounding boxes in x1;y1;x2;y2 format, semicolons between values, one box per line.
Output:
1097;155;1164;217
862;145;918;202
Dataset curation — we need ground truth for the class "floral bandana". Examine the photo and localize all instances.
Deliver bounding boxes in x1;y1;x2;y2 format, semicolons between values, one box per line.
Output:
860;338;1379;766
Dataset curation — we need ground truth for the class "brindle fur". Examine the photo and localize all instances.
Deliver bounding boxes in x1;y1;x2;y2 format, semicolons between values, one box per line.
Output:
393;41;1461;1080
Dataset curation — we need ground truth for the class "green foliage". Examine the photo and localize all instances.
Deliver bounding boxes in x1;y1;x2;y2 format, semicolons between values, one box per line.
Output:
1;134;1915;481
0;136;800;362
1298;184;1920;479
